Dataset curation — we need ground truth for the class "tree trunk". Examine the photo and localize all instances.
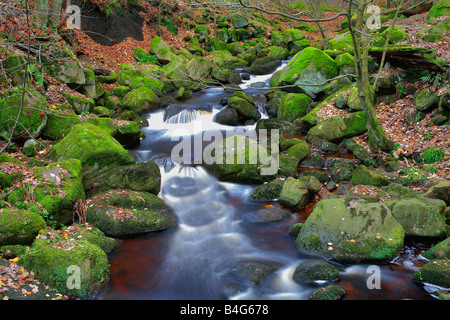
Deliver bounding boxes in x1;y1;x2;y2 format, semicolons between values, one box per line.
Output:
349;0;394;152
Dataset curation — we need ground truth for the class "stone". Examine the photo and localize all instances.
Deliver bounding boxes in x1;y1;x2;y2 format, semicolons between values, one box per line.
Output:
279;177;309;211
293;259;340;284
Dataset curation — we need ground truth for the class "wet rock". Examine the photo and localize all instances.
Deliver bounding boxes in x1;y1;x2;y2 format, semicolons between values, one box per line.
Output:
293;259;340;284
352;165;390;187
309;284;346;300
413;259;450;289
279;177;309;211
234;261;276;286
244;208;291;223
0;208;46;246
250;179;285;201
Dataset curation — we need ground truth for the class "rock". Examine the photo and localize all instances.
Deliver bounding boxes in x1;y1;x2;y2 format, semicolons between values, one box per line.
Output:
230;13;249;28
383;197;446;238
309;285;346;300
423;236;450;260
278;140;310;177
250;179;285;201
306;111;368;145
22;139;40;157
194;25;210;36
122;87;161;114
234;261;276;286
427;0;450;19
86;189;177;237
270;47;338;98
227;95;261;122
0;209;46;246
47;124;135;169
352;165;390;187
63;92;95;115
256;118;302;135
298;175;322;194
334;53;355;75
288;223;303;236
130;77;165;96
300;152;325;169
414;88;438;111
19;229;110;299
211;66;242;84
413;259;450;288
0;89;48;140
293;259;340;284
149;36;184;65
33;159;86;225
279;177;309;211
83;160;161;197
244;208;291;223
277;93;312;121
347;87;375;111
424;180;450;205
203;135;277;184
331;162;354;182
186;56;213;80
296;198;405;263
381;27;410;44
214;107;240;126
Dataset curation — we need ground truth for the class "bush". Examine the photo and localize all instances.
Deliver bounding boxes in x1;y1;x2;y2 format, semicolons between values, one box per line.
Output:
422;146;445;164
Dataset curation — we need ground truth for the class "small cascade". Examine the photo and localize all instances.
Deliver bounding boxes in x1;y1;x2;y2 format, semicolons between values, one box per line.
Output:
164;108;212;124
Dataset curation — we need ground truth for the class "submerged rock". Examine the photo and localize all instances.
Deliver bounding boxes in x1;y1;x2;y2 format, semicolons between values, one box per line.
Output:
309;284;346;300
292;259;340;284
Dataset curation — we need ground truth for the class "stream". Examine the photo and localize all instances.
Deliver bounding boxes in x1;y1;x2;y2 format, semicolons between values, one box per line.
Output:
95;61;435;300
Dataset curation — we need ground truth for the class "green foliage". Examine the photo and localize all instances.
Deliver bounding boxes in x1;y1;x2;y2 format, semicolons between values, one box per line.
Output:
160;17;178;35
422;146;445;164
137;53;159;65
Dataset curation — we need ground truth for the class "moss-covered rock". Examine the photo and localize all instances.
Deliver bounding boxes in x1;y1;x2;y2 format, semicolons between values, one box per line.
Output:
428;0;450;19
352;165;390;187
414;88;438;111
381;27;410;44
296;198;405;263
423;236;450;260
424;180;450;206
413;259;450;288
309;284;346;300
227;95;261;122
383;197;446;238
211;66;242;84
86;189;177;237
47;123;135;169
19;228;110;299
202;135;277;184
293;259;340;284
149;36;185;65
279;177;309;211
0;89;48;140
33;159;86;225
230;13;248;29
63;93;95;115
250;179;285;201
130;77;165;96
277;93;312;121
347;87;375;111
122;87;161;114
0;208;46;246
270;47;338;98
306;111;368;145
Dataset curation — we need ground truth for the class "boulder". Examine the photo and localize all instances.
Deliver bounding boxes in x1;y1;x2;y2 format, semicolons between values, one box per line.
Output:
19;228;110;299
211;66;242;84
279;177;309;211
413;259;450;288
277;93;312;121
424;180;450;205
383;197;446;238
423;236;450;260
270;47;338;98
292;259;340;284
86;189;177;237
0;89;48;140
202;135;277;184
230;13;249;28
250;179;285;201
227;96;261;122
122;87;161;114
309;285;346;300
0;209;46;246
296;198;405;263
306;111;368;145
352;165;390;187
414;88;438;111
427;0;450;19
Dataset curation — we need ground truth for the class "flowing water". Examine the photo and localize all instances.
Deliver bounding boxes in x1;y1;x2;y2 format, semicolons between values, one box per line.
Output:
96;62;435;300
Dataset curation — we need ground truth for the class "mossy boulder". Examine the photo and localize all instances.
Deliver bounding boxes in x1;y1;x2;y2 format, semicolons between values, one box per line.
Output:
211;66;242;84
270;47;338;98
186;56;213;80
383;197;446;238
0;89;48;140
230;13;249;28
122;87;161;114
86;189;177;237
381;27;410;44
63;93;95;115
428;0;450;19
278;140;310;177
0;208;46;246
309;285;346;300
424;180;450;206
293;259;340;284
47;123;135;169
234;261;276;286
202;135;277;184
227;95;261;122
423;236;450;260
279;177;309;211
250;179;285;201
414;88;438;111
19;228;110;299
149;36;184;65
306;111;368;145
413;259;450;288
347;87;375;111
335;53;355;75
277;93;312;121
130;77;165;96
194;25;210;36
44;60;85;85
352;165;390;187
296;198;405;263
33;159;86;225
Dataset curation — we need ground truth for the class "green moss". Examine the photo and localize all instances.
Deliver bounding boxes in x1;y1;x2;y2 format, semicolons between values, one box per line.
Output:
47;123;135;168
19;229;110;299
0;208;46;246
278;93;312;121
